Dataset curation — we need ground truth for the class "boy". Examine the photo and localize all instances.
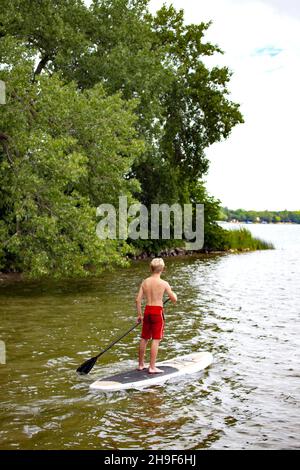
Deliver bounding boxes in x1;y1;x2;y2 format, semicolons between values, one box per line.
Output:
136;258;177;374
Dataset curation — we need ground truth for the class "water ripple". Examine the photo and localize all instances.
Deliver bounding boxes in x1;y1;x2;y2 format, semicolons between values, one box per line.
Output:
0;224;300;449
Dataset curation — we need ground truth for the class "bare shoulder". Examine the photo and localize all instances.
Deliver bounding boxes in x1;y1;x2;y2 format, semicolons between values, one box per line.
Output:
142;277;153;288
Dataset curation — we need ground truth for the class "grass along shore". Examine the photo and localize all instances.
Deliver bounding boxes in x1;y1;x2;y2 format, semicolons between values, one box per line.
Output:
132;227;274;259
223;227;274;251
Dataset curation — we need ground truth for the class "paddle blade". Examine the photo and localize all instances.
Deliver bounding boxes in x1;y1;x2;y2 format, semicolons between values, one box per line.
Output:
76;356;98;375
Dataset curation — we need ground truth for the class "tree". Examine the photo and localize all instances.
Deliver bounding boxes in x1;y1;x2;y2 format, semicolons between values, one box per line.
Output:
1;1;246;276
3;1;243;204
0;36;142;277
0;0;91;80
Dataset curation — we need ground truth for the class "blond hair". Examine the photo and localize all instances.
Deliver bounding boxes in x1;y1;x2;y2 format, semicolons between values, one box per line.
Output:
150;258;165;273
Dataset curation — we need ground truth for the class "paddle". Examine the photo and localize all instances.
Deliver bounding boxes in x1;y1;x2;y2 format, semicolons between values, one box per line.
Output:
76;298;170;375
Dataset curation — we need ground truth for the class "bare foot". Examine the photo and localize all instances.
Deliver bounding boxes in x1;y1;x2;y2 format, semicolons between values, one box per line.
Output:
137;365;145;371
148;367;164;374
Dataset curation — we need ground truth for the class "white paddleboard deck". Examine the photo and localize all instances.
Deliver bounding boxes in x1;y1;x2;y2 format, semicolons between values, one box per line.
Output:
90;351;213;392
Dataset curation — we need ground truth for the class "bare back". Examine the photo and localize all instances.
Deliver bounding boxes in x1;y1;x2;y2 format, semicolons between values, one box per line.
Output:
142;275;168;306
136;273;177;318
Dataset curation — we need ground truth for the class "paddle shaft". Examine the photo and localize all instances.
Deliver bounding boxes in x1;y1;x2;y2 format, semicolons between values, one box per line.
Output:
95;298;170;359
95;322;138;359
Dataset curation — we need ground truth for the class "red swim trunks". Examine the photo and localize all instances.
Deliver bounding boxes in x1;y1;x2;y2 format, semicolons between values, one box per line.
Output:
141;305;165;340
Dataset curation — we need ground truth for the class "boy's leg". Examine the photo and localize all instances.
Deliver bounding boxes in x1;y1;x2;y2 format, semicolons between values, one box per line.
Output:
149;339;163;373
138;338;148;370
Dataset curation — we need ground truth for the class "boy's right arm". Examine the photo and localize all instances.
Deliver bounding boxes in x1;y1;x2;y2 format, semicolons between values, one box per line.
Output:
165;282;177;304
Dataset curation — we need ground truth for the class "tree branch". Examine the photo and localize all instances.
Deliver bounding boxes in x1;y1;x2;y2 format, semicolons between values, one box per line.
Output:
33;54;50;81
0;132;14;167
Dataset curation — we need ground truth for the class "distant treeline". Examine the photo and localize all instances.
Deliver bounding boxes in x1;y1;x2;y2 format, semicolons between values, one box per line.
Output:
221;208;300;224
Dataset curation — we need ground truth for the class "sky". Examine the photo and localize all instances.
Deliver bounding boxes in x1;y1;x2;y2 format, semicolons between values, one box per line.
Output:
83;0;300;210
148;0;300;210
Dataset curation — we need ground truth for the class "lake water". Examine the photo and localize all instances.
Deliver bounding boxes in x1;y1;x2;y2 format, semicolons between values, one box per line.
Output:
0;223;299;449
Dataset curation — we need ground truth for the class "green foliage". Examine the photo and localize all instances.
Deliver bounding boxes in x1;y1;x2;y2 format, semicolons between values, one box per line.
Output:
222;228;274;251
186;182;274;252
218;207;228;221
0;36;141;277
0;1;250;277
0;0;91;79
153;5;244;181
3;0;243;203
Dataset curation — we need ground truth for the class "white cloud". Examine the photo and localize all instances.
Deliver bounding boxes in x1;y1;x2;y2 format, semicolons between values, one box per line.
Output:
150;0;300;210
259;0;300;18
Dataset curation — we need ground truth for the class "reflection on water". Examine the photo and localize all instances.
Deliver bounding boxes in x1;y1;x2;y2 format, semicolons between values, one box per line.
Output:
0;224;299;449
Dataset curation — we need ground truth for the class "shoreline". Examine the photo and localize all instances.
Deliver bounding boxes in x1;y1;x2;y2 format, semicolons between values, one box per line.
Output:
130;246;248;261
0;247;260;283
0;272;23;282
220;221;299;225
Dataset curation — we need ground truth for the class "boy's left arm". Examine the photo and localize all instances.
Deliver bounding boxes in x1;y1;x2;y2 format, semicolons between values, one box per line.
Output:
135;282;144;323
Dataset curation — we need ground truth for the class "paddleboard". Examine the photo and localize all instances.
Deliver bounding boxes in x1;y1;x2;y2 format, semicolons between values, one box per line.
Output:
90;351;213;392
